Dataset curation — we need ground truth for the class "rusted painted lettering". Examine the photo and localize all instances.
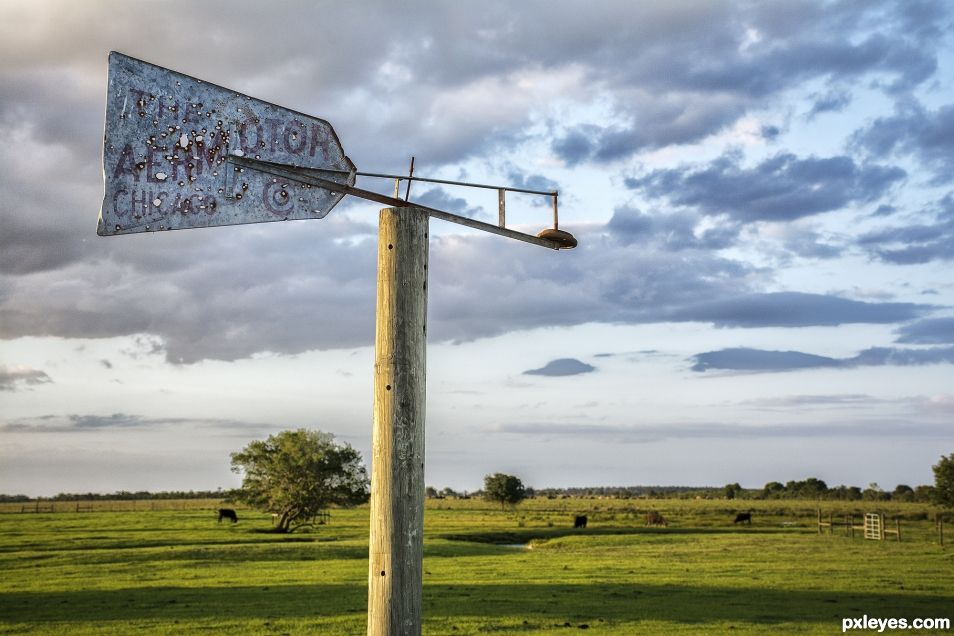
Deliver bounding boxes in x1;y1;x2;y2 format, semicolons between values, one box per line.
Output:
182;101;203;124
239;116;264;155
129;188;151;219
111;187;128;218
263;181;294;215
168;152;183;182
309;122;328;159
283;119;307;154
145;147;165;184
157;97;176;120
265;118;283;153
200;132;226;172
100;52;354;236
113;144;139;181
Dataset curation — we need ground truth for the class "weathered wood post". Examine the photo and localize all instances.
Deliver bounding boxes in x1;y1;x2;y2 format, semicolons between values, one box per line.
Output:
367;206;429;636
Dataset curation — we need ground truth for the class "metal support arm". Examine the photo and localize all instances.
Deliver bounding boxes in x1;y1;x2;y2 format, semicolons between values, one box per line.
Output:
227;156;569;250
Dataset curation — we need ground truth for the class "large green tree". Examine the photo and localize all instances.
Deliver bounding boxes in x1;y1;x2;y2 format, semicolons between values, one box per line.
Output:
230;429;369;532
723;483;742;500
483;473;527;508
761;481;784;499
892;484;914;502
932;453;954;509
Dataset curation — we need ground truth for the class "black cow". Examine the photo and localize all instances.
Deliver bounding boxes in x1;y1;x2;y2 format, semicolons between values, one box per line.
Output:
573;515;587;528
218;508;238;523
733;512;752;525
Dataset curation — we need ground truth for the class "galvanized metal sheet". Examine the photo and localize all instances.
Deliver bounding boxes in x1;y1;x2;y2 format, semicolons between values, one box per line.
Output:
98;52;356;236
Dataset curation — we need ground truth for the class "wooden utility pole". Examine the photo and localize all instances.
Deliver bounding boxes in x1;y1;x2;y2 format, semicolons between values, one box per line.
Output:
367;207;429;636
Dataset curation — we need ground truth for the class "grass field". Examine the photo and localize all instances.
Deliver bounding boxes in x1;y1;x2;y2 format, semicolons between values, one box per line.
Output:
0;498;951;634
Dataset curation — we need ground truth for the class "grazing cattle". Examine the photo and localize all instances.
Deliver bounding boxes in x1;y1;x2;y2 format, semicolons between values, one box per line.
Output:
733;512;752;525
217;508;238;523
645;511;667;526
573;515;587;528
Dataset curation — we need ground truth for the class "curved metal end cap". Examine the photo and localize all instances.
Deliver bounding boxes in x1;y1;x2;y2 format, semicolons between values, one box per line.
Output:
537;228;578;249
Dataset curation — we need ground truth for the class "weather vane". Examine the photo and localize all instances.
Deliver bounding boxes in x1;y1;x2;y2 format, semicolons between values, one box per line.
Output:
98;51;576;636
98;52;577;249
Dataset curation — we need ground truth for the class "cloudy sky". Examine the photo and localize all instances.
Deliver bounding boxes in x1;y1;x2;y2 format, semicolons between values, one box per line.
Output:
2;0;953;497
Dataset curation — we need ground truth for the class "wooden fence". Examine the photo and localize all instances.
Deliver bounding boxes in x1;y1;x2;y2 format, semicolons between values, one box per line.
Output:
3;499;228;514
815;509;947;543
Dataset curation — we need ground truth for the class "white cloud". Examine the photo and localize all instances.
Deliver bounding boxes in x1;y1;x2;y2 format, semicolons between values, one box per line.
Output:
0;366;52;391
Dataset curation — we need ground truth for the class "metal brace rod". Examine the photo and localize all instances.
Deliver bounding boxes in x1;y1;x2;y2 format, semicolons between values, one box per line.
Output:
359;171;557;197
272;166;557;198
498;189;506;228
359;170;560;234
227;156;564;250
404;156;415;201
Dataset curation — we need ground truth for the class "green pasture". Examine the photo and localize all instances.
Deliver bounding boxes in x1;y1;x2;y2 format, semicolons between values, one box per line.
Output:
0;498;950;634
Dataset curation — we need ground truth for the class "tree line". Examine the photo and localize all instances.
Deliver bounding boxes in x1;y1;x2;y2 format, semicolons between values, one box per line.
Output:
4;437;951;519
722;479;935;502
426;481;936;503
0;481;931;505
436;454;954;508
0;490;228;503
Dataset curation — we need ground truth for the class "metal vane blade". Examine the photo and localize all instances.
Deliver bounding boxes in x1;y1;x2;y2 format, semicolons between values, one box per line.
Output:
99;52;355;236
